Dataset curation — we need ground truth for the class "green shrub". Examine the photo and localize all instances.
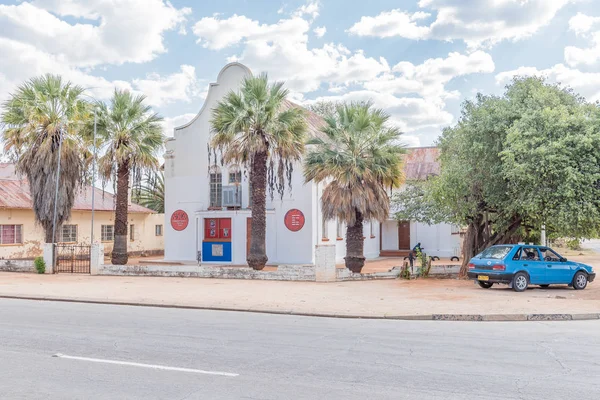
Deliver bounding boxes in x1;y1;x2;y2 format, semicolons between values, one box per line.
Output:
566;239;581;251
34;257;46;274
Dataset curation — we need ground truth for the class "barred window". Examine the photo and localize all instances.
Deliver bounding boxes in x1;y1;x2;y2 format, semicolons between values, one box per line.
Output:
155;224;163;236
0;225;23;245
59;225;77;243
210;166;222;207
101;225;114;242
130;224;135;241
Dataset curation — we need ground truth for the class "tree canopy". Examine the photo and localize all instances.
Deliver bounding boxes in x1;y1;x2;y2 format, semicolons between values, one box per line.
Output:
393;77;600;274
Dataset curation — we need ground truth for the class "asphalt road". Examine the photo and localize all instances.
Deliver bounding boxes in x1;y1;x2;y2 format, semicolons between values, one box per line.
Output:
0;299;599;400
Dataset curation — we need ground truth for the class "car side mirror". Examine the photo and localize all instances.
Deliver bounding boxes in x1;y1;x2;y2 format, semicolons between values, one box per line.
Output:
560;257;567;262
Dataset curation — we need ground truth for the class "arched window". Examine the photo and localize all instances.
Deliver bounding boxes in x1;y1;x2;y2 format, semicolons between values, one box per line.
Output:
228;165;242;184
209;166;222;208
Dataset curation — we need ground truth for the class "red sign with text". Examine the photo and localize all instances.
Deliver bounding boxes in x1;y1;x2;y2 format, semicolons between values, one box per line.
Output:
284;209;305;232
170;210;189;231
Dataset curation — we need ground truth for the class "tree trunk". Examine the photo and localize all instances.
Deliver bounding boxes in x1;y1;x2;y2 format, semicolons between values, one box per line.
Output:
112;160;130;265
459;215;523;278
345;209;365;273
248;150;268;270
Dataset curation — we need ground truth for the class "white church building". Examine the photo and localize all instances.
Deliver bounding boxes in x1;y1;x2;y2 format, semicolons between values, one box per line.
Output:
163;62;460;265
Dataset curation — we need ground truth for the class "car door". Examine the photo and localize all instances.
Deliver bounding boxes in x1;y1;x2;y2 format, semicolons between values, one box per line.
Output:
513;247;546;284
540;248;572;284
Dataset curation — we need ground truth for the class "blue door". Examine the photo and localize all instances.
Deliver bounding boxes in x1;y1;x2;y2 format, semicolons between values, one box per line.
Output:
513;247;547;284
540;248;572;283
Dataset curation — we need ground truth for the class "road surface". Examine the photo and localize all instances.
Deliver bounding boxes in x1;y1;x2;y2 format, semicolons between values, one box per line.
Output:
0;299;599;399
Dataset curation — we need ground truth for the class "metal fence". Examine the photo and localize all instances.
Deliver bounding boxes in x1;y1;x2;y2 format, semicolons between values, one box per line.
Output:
54;244;91;274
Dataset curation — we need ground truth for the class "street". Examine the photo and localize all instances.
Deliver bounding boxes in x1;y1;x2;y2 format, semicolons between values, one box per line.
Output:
0;299;599;400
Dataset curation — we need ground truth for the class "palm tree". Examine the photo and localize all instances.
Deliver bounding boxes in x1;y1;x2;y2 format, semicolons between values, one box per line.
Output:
94;90;164;265
133;171;164;213
304;102;405;273
1;74;91;243
211;73;308;270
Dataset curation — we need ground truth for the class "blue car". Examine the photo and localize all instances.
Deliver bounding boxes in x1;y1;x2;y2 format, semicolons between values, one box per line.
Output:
467;244;596;292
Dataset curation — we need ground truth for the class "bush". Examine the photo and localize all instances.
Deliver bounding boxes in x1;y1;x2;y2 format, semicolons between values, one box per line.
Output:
34;257;46;274
567;239;581;251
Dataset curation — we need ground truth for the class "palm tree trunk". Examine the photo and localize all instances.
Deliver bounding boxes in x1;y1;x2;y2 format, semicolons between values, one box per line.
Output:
345;209;365;273
248;150;268;270
112;160;130;265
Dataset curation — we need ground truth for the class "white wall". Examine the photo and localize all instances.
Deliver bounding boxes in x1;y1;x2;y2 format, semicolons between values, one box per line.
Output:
381;220;398;250
411;221;460;258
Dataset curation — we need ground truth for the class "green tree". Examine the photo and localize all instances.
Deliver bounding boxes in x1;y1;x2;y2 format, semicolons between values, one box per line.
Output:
94;90;164;265
133;171;164;213
304;102;405;273
1;74;92;243
211;73;308;270
393;77;600;276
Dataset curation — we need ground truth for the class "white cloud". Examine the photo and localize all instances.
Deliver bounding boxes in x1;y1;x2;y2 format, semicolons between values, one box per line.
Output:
364;50;495;104
348;0;572;48
307;90;454;133
565;13;600;67
348;10;431;40
161;113;198;137
568;12;600;36
495;64;600;102
0;38;203;108
0;0;191;67
193;14;389;93
313;26;327;37
294;1;320;20
132;65;205;107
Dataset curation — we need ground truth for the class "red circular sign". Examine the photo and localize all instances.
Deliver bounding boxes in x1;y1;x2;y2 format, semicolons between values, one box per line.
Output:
284;209;305;232
171;210;189;231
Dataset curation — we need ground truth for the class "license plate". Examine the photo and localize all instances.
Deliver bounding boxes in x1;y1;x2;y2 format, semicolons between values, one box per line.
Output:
478;275;489;281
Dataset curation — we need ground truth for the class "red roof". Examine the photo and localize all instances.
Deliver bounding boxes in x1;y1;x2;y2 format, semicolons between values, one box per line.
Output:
0;165;154;213
403;147;440;181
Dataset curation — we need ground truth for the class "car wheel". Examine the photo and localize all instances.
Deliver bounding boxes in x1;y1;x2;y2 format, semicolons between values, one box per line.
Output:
478;281;493;289
573;271;588;290
539;285;550;288
451;256;460;262
432;256;440;261
512;272;529;292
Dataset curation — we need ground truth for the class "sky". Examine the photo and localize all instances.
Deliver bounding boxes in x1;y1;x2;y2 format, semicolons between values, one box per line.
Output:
0;0;599;148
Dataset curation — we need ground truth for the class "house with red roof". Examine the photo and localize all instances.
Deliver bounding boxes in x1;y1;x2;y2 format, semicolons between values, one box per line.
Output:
0;164;164;260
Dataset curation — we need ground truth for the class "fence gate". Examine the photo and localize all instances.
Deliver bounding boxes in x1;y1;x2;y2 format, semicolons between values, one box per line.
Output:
54;244;91;274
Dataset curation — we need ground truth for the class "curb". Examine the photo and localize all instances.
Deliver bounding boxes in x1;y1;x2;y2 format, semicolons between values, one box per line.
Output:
1;295;599;322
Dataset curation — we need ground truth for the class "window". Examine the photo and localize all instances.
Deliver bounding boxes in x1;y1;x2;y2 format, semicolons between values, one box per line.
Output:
539;248;562;262
336;220;343;239
209;167;222;208
229;166;242;184
478;245;512;260
0;225;23;245
370;221;375;238
101;225;114;242
155;224;163;236
130;224;135;241
520;247;541;261
322;217;329;241
59;225;77;243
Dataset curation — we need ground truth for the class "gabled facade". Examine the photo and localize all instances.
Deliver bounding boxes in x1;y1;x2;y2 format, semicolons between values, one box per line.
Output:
163;63;381;265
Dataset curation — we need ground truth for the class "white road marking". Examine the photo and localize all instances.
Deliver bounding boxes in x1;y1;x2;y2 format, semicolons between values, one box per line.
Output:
52;353;238;377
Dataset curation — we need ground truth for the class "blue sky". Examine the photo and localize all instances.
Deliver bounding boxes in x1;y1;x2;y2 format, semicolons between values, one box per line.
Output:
1;0;599;147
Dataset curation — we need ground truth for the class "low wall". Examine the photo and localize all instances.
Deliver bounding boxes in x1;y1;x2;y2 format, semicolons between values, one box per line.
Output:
0;259;35;273
98;264;316;281
337;267;401;281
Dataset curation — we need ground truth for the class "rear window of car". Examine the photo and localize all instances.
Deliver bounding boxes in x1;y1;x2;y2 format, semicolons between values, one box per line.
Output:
479;245;513;260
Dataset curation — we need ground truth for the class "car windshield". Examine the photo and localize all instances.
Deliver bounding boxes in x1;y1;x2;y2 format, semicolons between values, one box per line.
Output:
479;245;513;260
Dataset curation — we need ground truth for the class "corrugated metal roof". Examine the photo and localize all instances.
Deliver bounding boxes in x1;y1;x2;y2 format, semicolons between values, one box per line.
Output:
0;174;154;213
403;147;440;181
